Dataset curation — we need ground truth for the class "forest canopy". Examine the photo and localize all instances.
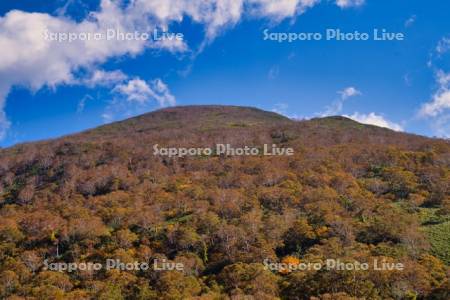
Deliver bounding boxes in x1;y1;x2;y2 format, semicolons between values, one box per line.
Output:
0;106;449;299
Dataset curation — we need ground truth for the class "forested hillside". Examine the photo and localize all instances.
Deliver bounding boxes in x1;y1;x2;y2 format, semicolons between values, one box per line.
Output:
0;106;449;299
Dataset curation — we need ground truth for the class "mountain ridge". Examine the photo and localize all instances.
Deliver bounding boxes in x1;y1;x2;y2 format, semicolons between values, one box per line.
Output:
2;105;445;151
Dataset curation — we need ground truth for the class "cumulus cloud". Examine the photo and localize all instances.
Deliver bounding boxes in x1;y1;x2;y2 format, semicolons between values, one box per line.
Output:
103;77;175;123
114;79;153;104
346;112;403;131
321;86;361;116
335;0;365;8
113;78;175;107
419;71;450;117
78;71;176;117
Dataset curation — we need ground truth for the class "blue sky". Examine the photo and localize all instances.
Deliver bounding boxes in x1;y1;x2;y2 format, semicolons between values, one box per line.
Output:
1;0;450;147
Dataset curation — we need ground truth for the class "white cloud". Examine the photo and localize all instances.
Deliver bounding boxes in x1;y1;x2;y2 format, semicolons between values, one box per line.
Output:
436;69;450;86
82;70;128;88
103;77;175;123
419;71;450;117
404;15;416;28
131;0;244;42
339;86;361;100
335;0;365;8
431;115;450;138
149;79;177;107
419;36;450;138
321;101;344;117
272;103;289;114
321;86;361;116
82;70;176;115
77;94;94;114
249;0;320;18
436;37;450;55
346;112;404;131
419;90;450;118
80;72;176;116
101;111;114;124
113;78;176;106
114;79;153;104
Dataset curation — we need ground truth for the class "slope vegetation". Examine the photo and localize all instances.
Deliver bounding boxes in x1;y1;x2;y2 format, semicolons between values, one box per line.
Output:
0;106;449;299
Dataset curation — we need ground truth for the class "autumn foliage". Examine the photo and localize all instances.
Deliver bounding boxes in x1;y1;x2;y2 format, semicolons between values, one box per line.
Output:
0;106;449;299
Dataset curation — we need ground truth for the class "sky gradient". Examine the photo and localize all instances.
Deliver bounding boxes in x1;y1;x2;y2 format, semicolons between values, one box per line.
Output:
1;0;450;147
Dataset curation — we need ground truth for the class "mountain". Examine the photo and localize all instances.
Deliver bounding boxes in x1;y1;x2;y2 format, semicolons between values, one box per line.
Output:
5;105;439;151
0;106;449;299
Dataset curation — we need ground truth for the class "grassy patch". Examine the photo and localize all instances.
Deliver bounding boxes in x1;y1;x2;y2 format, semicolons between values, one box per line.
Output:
423;221;450;265
419;208;450;265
